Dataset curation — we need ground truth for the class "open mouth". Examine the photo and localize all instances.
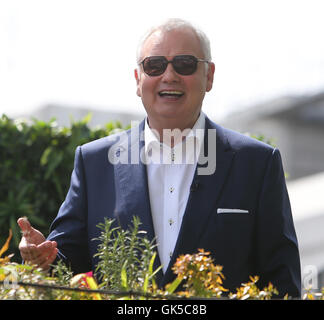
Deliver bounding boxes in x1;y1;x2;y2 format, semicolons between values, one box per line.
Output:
158;90;184;98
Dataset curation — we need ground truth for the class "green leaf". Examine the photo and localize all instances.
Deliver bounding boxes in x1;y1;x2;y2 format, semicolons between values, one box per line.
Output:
166;276;183;294
10;216;20;247
148;251;156;275
52;173;64;201
40;147;52;166
28;215;47;228
81;113;92;125
44;151;64;180
143;251;157;293
121;260;128;291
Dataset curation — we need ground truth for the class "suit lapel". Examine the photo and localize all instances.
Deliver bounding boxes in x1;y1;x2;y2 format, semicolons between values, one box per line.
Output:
161;117;236;286
113;120;155;241
112;121;163;283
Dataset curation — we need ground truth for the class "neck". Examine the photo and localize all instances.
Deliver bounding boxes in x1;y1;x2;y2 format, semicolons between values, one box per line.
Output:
147;114;200;147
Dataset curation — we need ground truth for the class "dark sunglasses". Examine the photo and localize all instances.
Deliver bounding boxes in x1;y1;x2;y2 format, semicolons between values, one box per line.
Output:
139;55;209;76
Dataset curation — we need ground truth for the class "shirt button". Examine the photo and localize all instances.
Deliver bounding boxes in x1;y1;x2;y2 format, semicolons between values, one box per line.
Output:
169;251;173;258
168;218;174;226
170;187;174;193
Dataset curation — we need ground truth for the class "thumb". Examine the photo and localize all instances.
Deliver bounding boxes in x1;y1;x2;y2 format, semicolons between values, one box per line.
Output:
17;217;45;246
17;217;32;235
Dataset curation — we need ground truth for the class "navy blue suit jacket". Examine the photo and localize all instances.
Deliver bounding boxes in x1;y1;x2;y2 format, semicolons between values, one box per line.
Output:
47;116;301;297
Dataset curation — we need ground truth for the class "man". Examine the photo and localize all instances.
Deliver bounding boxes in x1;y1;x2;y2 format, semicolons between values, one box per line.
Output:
18;18;301;297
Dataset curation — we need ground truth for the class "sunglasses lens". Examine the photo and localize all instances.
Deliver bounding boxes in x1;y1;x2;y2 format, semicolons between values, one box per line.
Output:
141;55;199;76
173;55;197;75
142;57;166;76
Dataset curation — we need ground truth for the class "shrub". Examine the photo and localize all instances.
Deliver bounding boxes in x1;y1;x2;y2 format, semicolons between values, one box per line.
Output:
0;114;126;260
94;216;161;295
1;220;323;300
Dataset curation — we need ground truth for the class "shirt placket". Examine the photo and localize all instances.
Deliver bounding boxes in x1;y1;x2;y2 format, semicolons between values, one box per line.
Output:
163;147;179;267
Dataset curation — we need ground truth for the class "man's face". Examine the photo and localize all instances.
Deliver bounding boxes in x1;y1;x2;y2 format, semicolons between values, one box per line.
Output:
135;28;215;129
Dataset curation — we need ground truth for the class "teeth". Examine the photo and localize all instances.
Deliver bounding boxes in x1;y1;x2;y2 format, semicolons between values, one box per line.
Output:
159;91;184;96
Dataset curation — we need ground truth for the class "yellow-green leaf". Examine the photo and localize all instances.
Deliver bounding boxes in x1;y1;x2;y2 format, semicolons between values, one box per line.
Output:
121;261;128;291
0;230;12;259
165;276;182;294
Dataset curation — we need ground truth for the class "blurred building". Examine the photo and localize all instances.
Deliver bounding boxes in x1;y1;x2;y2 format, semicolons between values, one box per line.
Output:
220;90;324;291
220;91;324;181
27;104;145;128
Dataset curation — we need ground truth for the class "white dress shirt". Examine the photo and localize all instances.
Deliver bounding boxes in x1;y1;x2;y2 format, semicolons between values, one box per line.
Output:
144;113;205;273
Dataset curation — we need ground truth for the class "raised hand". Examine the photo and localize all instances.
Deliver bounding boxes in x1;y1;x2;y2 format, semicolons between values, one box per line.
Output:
17;217;58;271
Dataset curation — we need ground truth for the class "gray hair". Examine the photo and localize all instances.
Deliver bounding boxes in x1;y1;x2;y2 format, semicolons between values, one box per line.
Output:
136;18;212;63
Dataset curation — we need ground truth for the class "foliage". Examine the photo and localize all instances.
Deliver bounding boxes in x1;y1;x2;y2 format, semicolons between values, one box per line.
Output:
1;224;324;300
167;249;279;300
302;287;324;300
94;216;161;297
0;113;126;259
166;249;227;298
229;276;278;300
0;230;14;265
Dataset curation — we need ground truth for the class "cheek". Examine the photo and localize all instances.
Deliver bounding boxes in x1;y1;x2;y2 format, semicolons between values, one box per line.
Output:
186;78;207;99
141;79;158;99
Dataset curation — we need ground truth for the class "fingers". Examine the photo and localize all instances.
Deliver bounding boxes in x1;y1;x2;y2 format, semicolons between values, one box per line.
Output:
20;240;58;271
37;241;58;271
39;246;58;271
19;243;37;263
37;241;57;260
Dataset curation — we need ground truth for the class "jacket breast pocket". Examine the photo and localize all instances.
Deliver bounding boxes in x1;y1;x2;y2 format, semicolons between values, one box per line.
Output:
198;208;255;266
215;208;254;236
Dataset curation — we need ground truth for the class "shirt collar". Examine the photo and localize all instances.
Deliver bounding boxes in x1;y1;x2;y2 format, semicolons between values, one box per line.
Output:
144;112;206;156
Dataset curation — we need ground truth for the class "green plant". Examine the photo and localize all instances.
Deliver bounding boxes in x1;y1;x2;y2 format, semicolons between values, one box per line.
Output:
1;223;324;300
51;260;74;286
94;216;161;297
0;185;46;247
0;113;126;259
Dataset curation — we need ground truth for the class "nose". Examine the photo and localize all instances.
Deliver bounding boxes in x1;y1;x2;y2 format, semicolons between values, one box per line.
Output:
161;62;181;83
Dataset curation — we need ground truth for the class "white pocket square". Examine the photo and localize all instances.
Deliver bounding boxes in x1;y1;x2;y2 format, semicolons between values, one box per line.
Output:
217;208;249;214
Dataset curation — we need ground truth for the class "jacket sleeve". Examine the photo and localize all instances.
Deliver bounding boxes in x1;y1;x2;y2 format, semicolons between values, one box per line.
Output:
255;148;301;298
47;146;92;274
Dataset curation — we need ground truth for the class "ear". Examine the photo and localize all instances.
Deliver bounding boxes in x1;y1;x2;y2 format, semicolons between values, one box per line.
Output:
206;62;215;92
134;68;142;97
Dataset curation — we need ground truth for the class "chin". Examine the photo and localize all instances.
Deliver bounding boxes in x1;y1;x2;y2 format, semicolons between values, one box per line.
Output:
157;103;185;115
157;109;183;121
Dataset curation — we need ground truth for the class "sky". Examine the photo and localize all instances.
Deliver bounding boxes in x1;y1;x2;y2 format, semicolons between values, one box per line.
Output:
1;0;324;121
